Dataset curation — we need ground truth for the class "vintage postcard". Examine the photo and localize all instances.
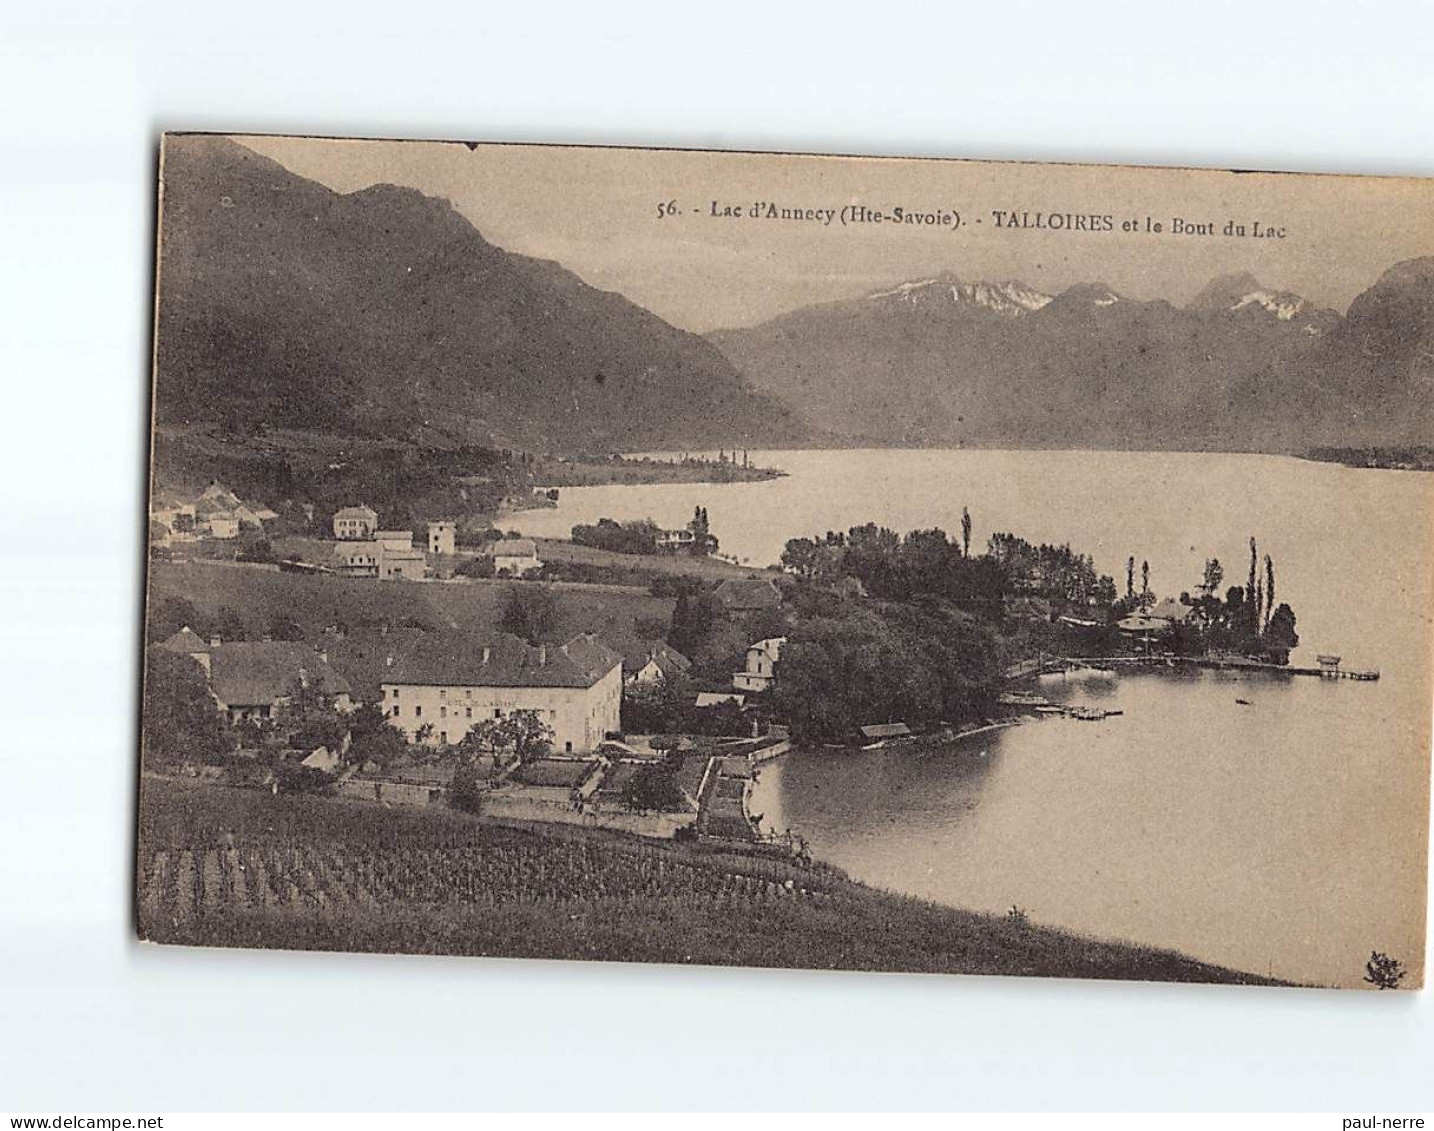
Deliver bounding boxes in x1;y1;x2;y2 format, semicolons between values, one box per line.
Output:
139;133;1432;990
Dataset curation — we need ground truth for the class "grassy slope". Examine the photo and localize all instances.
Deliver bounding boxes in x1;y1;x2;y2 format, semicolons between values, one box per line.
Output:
147;560;673;643
535;538;766;583
136;779;1280;986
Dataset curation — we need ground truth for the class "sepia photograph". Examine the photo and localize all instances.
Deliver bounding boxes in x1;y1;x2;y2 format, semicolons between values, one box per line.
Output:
134;132;1433;993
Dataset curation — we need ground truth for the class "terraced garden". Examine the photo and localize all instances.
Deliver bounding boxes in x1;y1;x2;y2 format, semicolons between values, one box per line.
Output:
136;777;1281;985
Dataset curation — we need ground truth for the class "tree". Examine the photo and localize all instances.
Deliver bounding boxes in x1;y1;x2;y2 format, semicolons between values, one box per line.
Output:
456;555;495;579
457;709;554;767
142;649;233;767
498;584;557;643
621;765;688;812
1264;555;1276;632
668;588;721;656
686;506;717;556
1126;556;1135;598
449;760;485;814
347;702;405;768
1364;951;1406;990
274;674;347;752
1247;537;1260;634
1264;603;1299;657
781;536;821;580
1141;559;1150;596
214;607;246;643
774;601;999;743
237;532;277;564
1200;558;1224;598
148;596;205;643
961;506;972;558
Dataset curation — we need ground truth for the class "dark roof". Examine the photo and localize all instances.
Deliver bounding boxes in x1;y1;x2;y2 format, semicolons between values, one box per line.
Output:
324;627;424;703
511;758;600;788
1148;597;1195;622
209;642;352;708
384;632;623;689
859;722;912;739
158;627;209;654
623;643;692;677
713;577;783;611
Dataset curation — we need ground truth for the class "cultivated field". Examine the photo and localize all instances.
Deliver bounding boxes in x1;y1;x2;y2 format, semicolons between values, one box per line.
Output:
135;778;1277;984
146;560;673;643
534;538;768;583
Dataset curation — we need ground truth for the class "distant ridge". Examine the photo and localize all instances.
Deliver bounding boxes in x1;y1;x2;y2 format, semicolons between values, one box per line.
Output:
709;260;1434;451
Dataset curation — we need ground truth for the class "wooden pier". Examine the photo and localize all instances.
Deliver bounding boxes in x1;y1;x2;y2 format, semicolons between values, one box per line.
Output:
1006;654;1379;683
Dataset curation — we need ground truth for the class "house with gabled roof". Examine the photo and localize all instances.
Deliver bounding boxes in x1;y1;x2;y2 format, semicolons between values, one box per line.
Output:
333;505;379;540
381;631;624;754
733;636;785;693
157;626;212;673
208;641;353;723
493;538;542;576
624;643;692;688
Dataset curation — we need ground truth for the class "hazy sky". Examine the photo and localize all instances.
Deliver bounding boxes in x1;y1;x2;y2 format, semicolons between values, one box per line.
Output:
237;134;1434;333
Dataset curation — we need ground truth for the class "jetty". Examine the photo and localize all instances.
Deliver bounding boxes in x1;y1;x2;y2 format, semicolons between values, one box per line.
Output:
997;692;1122;722
1005;653;1379;683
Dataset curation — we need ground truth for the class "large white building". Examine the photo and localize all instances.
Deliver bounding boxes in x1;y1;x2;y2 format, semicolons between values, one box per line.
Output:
381;632;623;755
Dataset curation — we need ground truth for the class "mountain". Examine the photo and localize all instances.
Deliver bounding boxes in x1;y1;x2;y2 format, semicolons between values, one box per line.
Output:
1302;257;1434;446
155;136;797;452
708;265;1430;452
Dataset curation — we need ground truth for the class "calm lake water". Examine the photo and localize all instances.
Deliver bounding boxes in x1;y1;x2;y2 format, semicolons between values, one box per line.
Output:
509;449;1432;987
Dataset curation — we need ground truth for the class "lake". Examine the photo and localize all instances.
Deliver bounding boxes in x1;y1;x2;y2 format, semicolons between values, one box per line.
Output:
508;449;1433;987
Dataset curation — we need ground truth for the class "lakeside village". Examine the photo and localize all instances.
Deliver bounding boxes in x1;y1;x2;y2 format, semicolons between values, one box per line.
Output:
146;479;1372;854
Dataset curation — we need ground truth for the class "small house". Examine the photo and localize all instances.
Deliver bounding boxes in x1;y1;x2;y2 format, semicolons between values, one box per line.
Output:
333;505;379;540
732;636;785;693
656;528;696;552
333;542;380;578
624;644;692;688
205;514;240;540
493;538;542;576
380;547;427;581
208;641;354;723
157;626;212;674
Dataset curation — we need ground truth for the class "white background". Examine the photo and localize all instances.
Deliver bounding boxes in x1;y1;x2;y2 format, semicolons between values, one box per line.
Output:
2;0;1432;1113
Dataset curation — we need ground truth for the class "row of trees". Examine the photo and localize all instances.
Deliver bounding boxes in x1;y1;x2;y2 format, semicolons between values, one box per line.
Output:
1175;542;1299;660
990;533;1120;607
572;517;663;555
781;524;1008;614
571;507;719;558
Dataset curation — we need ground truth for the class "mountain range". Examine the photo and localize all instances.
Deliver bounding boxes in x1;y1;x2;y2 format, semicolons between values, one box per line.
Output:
156;136;1432;457
155;136;797;452
708;261;1434;452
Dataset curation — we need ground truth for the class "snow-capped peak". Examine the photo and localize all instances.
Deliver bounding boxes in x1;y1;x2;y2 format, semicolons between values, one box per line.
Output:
869;275;1053;317
1231;290;1306;321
